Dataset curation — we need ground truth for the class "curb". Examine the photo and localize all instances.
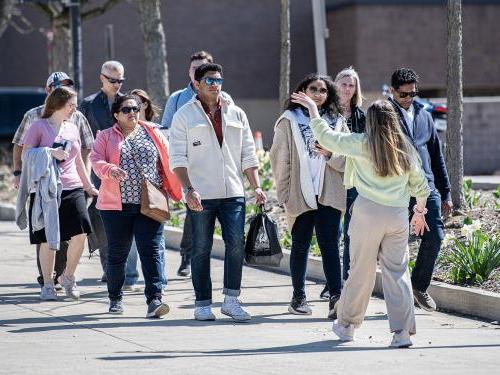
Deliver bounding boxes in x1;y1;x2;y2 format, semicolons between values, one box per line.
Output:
0;203;15;221
164;226;500;322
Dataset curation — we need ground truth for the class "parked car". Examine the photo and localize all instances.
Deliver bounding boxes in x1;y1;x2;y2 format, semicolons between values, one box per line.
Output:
0;87;45;139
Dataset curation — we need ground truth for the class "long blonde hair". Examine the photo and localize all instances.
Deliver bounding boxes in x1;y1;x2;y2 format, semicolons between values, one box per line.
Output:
334;66;364;108
365;100;415;177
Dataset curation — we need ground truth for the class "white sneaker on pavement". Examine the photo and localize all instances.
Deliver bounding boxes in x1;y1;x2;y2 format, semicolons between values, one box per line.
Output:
194;306;216;321
58;274;80;300
221;295;251;322
40;285;57;301
390;330;413;348
332;320;355;341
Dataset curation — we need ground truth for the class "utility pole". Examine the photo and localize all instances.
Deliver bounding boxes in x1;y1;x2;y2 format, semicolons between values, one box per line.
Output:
311;0;329;75
65;0;83;98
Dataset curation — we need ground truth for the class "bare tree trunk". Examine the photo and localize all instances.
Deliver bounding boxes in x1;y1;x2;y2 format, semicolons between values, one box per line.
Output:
50;11;72;74
446;0;465;210
0;0;15;38
279;0;290;112
137;0;169;111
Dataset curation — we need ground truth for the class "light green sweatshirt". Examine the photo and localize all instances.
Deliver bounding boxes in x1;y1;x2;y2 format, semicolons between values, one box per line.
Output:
310;118;430;207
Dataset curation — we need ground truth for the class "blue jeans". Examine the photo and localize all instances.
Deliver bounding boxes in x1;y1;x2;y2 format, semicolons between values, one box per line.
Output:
409;189;445;291
290;201;342;299
100;204;164;304
342;187;358;281
189;197;245;307
125;237;167;287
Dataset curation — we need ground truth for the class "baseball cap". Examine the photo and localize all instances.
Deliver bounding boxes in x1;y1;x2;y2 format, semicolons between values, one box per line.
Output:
46;72;74;88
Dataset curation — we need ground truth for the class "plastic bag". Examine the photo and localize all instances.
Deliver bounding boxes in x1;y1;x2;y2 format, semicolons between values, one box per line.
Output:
245;205;283;267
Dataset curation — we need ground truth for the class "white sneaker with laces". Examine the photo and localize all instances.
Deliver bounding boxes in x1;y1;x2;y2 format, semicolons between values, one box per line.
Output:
40;285;57;301
194;306;216;321
58;275;80;300
332;320;355;341
221;295;251;322
390;330;413;348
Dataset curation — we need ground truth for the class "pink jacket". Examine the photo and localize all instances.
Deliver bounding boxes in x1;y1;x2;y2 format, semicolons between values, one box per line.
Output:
90;120;182;210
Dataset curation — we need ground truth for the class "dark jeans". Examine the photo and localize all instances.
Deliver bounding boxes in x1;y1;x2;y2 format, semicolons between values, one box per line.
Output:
290;202;342;299
100;204;164;304
180;210;193;259
342;187;358;281
36;242;68;286
409;189;445;292
189;197;245;307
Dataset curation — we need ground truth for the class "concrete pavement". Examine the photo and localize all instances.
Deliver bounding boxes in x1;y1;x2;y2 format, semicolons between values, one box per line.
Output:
0;221;499;375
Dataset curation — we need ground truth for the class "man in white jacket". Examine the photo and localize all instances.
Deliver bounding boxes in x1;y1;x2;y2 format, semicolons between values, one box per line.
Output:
170;63;266;322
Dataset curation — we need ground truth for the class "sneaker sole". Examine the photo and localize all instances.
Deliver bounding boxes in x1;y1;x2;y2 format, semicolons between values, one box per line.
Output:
288;305;312;315
146;304;170;318
413;295;436;312
332;323;354;341
390;340;413;348
109;309;124;315
194;315;216;321
221;310;251;322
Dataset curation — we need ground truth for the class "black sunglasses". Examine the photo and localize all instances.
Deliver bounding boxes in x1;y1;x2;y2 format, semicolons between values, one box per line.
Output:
397;90;418;98
119;106;140;114
102;73;125;84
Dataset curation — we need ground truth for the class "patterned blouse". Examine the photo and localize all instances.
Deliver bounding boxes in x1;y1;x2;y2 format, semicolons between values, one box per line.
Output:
119;126;163;204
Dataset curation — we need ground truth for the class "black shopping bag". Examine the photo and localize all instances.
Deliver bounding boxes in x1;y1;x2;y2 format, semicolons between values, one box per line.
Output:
245;205;283;267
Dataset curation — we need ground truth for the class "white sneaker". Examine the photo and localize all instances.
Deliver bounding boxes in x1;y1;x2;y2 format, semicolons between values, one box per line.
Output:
194;306;216;321
58;275;80;300
40;285;57;301
221;296;251;322
390;330;413;348
332;320;355;341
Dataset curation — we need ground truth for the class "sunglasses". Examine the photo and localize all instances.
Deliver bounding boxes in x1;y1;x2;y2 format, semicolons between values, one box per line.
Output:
102;73;125;84
308;86;328;94
119;106;140;114
397;90;418;98
202;77;224;86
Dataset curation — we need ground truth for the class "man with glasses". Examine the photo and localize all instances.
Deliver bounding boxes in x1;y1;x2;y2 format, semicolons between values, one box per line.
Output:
389;68;452;312
170;63;266;322
161;51;233;278
12;71;94;290
80;61;125;282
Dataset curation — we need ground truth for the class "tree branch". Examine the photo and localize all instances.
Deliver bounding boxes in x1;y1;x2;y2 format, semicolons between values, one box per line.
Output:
81;0;123;21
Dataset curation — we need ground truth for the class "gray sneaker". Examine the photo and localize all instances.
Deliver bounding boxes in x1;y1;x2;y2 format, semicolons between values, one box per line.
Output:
40;285;57;301
109;300;124;314
288;296;312;315
146;299;170;318
194;306;216;321
221;296;251;322
413;288;436;312
58;275;80;300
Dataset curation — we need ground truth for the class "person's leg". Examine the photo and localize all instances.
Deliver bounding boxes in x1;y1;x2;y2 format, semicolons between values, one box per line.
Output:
315;204;342;296
343;187;358;281
378;207;416;336
36;244;43;286
336;197;384;329
39;243;56;286
290;210;315;300
133;213;164;305
178;210;192;276
100;208;134;303
217;197;246;298
189;200;217;307
63;233;86;277
159;235;167;288
411;190;445;292
54;241;68;281
99;245;108;280
124;239;140;286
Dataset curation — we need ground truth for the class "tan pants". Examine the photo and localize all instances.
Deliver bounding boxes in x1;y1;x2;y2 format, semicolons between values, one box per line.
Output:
337;195;416;334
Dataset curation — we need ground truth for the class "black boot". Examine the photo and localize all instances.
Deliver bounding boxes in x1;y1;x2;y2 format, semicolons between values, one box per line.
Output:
177;253;191;277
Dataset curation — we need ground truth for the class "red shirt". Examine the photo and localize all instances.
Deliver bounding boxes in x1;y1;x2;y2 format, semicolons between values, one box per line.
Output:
198;96;223;147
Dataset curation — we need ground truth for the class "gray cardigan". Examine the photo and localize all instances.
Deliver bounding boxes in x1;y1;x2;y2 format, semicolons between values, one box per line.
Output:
16;147;62;250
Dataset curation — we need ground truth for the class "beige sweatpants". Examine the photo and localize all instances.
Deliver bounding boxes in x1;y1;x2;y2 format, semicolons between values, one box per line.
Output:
337;195;416;334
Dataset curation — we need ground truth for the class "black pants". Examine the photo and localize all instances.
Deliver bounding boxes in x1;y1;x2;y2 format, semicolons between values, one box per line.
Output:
179;210;192;259
36;241;68;286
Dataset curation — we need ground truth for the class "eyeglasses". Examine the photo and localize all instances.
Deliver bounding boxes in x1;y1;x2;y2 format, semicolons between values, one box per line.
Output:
102;73;125;85
201;77;224;86
119;106;140;114
307;87;328;94
397;90;418;98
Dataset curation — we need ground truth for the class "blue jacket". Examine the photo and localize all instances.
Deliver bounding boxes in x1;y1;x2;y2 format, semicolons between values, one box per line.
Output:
79;90;123;137
161;83;233;129
389;97;451;201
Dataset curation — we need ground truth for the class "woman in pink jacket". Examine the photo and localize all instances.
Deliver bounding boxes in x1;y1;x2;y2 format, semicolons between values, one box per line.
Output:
90;94;181;318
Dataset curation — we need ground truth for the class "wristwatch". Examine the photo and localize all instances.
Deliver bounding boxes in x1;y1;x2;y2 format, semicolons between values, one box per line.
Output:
182;185;194;194
13;170;21;177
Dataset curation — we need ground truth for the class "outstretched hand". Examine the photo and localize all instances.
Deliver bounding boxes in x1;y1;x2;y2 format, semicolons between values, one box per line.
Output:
290;92;320;119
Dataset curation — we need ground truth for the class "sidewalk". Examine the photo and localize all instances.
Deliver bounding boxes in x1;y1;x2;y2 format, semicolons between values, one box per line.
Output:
1;221;499;375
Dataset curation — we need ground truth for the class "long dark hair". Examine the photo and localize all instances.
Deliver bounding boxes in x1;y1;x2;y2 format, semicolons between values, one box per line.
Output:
42;87;77;118
130;89;160;121
285;73;340;117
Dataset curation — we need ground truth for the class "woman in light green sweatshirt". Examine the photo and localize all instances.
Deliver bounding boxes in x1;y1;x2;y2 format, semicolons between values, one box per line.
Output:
291;92;430;348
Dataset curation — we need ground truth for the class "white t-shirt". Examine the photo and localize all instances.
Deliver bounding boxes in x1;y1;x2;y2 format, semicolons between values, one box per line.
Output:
401;104;415;137
308;154;323;196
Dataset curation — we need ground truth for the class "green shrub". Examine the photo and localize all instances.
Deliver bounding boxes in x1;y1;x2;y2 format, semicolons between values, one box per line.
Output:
463;179;481;209
443;228;500;285
169;214;181;227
